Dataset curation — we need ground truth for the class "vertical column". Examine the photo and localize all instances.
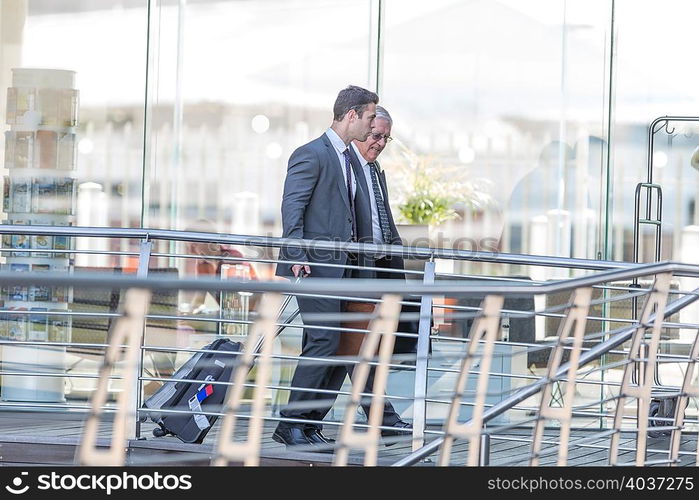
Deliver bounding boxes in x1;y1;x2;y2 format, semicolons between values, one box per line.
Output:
368;0;385;95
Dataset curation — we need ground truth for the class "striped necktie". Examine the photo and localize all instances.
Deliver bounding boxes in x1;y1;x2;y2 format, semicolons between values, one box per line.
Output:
368;162;392;243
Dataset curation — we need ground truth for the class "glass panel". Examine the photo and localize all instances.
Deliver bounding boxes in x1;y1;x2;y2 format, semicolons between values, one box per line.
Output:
145;0;374;276
612;0;699;263
1;0;149;271
380;0;613;411
140;1;375;421
0;1;148;406
612;0;699;345
380;0;611;281
146;0;378;278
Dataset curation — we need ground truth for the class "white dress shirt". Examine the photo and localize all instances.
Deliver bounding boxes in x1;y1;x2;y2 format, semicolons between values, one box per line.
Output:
351;142;386;244
325;128;356;197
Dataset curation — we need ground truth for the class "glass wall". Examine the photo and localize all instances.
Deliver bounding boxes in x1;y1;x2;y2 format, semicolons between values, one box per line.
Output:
1;0;698;272
146;0;373;231
0;1;150;403
2;0;699;417
611;0;699;264
380;0;612;281
144;0;374;277
611;0;699;342
1;0;149;270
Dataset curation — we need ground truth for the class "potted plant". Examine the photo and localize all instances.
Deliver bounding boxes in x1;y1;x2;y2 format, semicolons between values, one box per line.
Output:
387;143;493;247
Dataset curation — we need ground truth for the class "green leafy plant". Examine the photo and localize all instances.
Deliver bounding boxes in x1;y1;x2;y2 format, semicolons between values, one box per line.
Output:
387;144;493;227
398;169;459;225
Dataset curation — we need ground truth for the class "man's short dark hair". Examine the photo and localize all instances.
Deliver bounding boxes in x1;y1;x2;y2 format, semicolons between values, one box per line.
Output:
333;85;379;121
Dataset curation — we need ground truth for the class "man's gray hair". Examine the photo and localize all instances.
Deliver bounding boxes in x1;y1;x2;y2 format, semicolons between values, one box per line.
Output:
375;105;393;127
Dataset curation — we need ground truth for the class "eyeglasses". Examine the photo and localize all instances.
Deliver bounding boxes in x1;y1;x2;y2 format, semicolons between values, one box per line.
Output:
370;132;392;143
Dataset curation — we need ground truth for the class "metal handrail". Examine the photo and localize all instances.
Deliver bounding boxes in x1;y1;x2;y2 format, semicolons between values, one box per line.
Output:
0;261;696;296
391;280;699;466
0;224;636;270
3;225;699;465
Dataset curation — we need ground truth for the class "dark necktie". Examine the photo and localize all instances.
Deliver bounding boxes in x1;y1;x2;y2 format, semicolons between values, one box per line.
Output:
368;162;392;243
342;148;357;241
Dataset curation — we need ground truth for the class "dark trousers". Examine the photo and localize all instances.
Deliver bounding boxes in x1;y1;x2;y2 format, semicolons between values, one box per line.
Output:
337;300;401;426
279;257;401;430
279;293;345;430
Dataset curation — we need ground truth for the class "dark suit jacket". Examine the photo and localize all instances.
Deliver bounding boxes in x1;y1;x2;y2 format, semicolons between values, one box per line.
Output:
348;150;404;271
276;133;373;279
348;150;423;354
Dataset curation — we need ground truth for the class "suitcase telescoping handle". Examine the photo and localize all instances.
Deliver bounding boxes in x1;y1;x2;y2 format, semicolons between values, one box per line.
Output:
251;274;303;354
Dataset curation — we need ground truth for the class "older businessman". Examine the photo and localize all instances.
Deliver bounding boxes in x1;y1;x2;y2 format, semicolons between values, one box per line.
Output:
273;85;378;451
342;105;413;440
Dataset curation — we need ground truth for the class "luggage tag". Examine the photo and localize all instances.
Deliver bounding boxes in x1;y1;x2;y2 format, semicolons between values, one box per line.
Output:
189;375;215;430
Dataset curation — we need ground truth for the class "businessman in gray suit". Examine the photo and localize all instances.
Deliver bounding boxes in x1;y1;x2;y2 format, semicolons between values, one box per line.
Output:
273;85;378;451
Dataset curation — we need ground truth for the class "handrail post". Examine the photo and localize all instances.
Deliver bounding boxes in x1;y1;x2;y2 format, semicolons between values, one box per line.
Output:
136;240;153;279
132;239;152;439
479;432;490;466
411;259;435;451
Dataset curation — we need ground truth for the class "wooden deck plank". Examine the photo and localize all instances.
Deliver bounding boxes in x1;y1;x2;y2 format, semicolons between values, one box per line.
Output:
0;410;695;466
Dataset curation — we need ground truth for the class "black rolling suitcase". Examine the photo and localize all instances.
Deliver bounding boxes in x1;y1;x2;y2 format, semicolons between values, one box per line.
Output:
141;291;300;444
141;337;243;443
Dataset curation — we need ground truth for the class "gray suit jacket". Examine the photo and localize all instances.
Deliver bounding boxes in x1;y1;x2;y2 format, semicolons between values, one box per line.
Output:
276;134;373;279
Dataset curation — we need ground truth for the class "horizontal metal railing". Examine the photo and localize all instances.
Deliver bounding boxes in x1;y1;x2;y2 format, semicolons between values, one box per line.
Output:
393;275;699;466
0;261;698;294
0;225;698;466
0;223;638;270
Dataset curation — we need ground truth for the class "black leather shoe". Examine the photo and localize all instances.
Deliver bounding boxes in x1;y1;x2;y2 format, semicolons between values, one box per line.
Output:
272;424;333;454
272;424;312;447
381;419;412;446
305;428;335;445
